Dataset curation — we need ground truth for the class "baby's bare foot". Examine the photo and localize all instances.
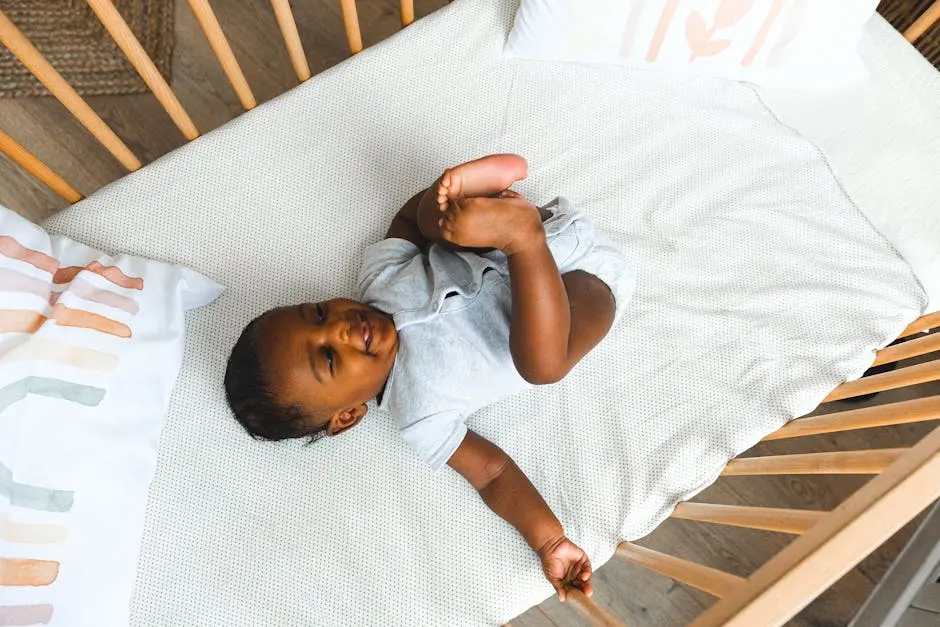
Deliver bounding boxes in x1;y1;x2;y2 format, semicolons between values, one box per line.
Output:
439;196;543;253
436;154;528;211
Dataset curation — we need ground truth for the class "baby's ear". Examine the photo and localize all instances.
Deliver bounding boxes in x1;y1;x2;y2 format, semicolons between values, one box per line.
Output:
327;403;368;436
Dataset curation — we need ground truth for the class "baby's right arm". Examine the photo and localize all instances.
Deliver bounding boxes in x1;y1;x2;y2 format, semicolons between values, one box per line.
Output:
447;430;594;601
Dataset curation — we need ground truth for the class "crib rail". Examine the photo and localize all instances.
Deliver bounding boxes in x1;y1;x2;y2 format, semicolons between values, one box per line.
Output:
905;0;940;42
0;0;418;199
612;312;940;627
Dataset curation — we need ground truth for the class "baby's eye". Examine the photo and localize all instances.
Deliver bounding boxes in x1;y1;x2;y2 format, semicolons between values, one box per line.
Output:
323;347;334;373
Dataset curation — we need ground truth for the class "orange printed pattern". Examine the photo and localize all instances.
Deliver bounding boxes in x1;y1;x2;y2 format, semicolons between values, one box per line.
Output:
0;236;58;274
0;235;143;290
51;305;131;338
686;0;754;61
53;261;143;291
0;306;131;338
741;0;785;66
646;0;680;61
0;558;59;586
0;310;44;334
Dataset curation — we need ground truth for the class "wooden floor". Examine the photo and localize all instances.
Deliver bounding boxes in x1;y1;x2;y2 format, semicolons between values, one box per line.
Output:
1;1;939;625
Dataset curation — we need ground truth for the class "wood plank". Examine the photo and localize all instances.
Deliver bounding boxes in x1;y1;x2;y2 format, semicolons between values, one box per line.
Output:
672;502;826;534
722;449;908;476
824;360;940;402
764;396;940;441
0;128;82;203
567;589;625;627
85;0;200;140
185;0;257;109
690;425;940;627
270;0;312;81
616;542;745;597
900;313;940;338
905;0;940;42
0;9;141;171
873;333;940;366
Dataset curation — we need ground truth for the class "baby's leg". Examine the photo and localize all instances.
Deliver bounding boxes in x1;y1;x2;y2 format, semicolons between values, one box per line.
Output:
436;154;528;210
416;154;528;247
559;271;616;370
438;196;615;382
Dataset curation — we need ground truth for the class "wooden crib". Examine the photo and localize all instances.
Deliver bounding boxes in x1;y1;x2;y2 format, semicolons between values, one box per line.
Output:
1;2;939;625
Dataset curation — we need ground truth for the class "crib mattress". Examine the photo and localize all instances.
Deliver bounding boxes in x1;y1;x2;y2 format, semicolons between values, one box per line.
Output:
44;1;935;625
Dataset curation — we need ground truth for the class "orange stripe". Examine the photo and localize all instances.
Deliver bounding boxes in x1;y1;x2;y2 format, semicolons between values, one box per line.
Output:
0;558;59;586
646;0;679;61
0;306;130;338
0;310;44;333
0;236;58;275
53;261;143;291
51;304;131;338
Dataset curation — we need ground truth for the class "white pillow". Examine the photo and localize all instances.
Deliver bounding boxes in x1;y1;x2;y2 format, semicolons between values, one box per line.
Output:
0;205;222;626
505;0;879;88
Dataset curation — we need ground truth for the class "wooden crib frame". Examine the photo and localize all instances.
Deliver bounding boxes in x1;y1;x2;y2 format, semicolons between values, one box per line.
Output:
1;2;939;625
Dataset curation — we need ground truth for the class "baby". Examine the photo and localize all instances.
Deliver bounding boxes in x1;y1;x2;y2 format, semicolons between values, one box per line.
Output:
224;154;634;600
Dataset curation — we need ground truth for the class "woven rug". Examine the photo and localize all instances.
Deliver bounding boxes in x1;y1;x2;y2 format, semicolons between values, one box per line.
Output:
0;0;173;98
879;0;940;68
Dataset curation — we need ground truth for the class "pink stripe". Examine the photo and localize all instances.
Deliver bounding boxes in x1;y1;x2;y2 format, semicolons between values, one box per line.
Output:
619;0;647;57
646;0;679;61
0;268;50;302
0;236;57;275
0;604;54;625
741;0;785;67
70;278;139;315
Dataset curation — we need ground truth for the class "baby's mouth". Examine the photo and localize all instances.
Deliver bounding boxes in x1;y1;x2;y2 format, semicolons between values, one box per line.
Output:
358;311;373;353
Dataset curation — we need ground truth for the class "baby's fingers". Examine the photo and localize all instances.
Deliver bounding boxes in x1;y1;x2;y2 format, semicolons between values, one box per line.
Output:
552;579;568;602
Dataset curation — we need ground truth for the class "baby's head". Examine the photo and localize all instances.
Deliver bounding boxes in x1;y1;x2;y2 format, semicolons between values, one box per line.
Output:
224;299;399;442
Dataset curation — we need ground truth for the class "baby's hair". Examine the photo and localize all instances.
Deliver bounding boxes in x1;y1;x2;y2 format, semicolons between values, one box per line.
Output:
224;312;328;444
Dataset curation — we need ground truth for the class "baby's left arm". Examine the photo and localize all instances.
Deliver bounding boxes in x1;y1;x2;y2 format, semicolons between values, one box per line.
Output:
447;430;594;601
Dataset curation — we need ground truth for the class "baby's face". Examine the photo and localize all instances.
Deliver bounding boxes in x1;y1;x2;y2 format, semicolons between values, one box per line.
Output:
258;298;398;426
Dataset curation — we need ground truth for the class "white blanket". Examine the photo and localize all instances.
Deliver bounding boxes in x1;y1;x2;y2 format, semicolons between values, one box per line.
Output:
44;0;927;624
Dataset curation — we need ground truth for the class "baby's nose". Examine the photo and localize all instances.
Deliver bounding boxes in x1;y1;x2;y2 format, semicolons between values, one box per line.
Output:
327;317;351;343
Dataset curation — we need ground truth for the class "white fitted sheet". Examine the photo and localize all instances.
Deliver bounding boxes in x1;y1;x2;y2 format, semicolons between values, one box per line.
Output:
758;15;940;310
43;1;935;625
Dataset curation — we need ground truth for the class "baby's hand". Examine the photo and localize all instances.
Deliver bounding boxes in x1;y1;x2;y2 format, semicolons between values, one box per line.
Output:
537;536;594;601
438;196;542;254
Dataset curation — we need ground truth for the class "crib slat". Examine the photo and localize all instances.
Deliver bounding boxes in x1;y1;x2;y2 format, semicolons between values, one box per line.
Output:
900;312;940;338
672;503;824;534
764;396;940;441
186;0;256;109
566;589;625;627
616;543;744;598
824;360;940;402
0;128;83;203
0;10;141;171
85;0;199;140
270;0;311;82
905;0;940;42
873;333;940;367
340;0;363;54
722;449;907;476
401;0;415;26
690;425;940;627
